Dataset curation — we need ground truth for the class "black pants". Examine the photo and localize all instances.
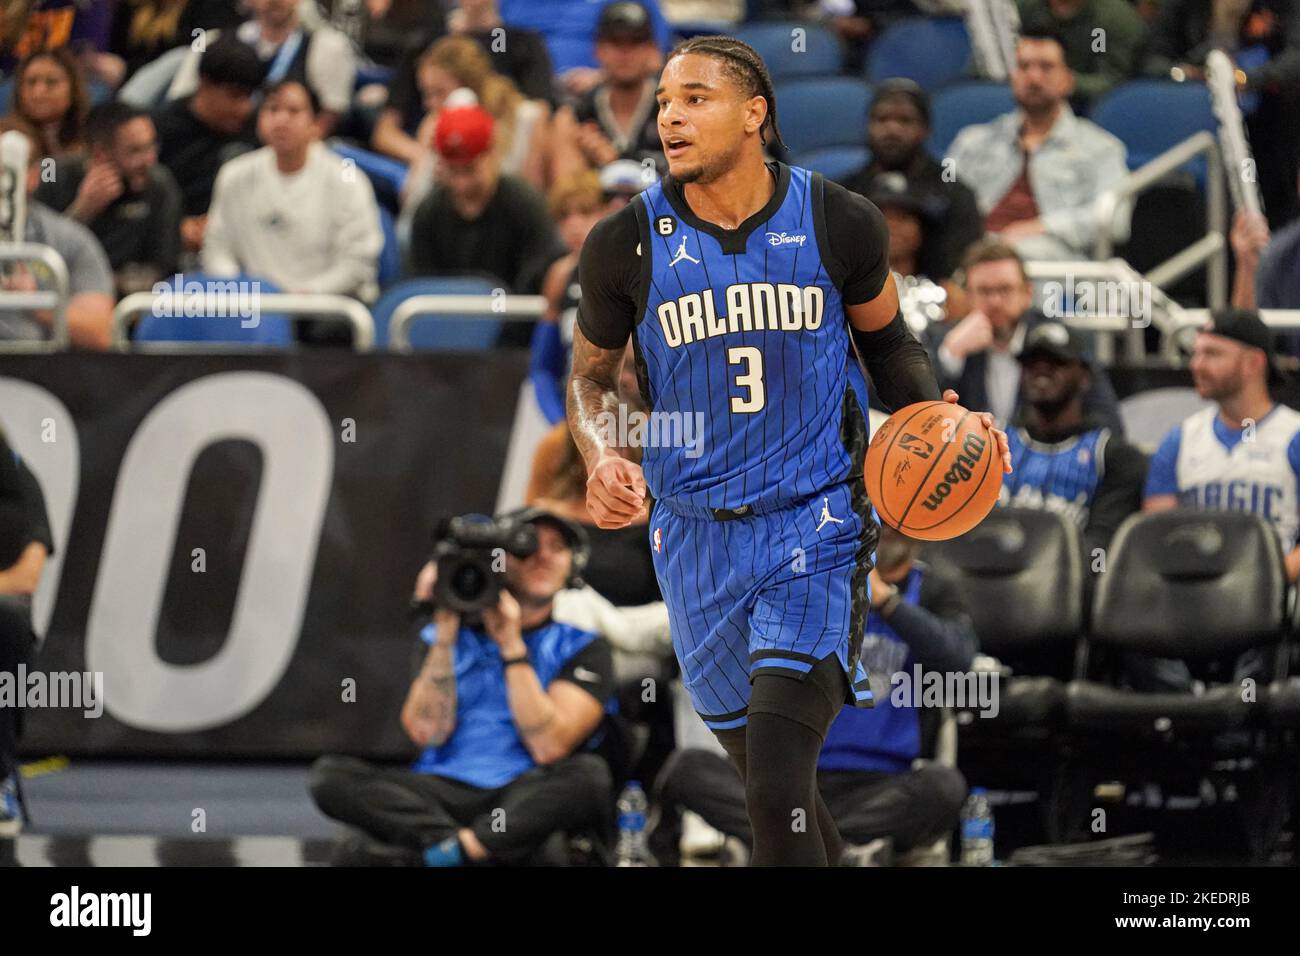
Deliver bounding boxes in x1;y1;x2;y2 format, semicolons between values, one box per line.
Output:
658;747;968;854
0;599;35;781
309;753;613;863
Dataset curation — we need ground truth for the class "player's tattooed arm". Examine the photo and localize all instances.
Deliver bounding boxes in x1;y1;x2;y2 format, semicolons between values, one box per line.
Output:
567;328;647;529
567;328;625;468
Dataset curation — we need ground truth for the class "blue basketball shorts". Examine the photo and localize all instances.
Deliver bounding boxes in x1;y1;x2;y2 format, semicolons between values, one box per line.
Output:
649;480;877;732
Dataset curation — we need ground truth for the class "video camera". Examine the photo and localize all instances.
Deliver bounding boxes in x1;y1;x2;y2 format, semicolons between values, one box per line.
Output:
430;513;539;615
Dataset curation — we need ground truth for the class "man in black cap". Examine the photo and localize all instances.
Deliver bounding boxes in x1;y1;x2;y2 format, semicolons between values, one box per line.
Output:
309;507;617;865
1145;309;1300;581
551;1;665;180
1000;321;1147;557
842;81;982;288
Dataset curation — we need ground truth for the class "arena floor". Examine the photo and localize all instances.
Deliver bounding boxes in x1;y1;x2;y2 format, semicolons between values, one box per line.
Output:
4;761;336;866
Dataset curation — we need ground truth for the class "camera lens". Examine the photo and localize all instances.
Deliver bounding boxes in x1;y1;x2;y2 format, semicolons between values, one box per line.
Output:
450;561;488;602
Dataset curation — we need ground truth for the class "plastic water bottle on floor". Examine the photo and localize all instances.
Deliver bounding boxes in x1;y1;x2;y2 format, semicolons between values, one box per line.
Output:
960;787;995;866
615;781;651;867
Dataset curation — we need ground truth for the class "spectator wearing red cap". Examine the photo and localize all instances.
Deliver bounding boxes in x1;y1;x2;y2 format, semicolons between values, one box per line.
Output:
398;36;551;212
405;102;566;346
371;0;555;167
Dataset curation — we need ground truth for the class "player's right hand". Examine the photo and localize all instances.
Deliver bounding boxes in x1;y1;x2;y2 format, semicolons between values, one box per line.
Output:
586;453;646;529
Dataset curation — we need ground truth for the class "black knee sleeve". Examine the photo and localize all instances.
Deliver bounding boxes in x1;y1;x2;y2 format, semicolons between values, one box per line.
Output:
748;654;848;739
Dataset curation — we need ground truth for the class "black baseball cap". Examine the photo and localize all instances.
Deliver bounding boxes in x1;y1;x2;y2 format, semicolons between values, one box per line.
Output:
1201;308;1283;386
868;172;932;222
1018;321;1089;365
870;78;932;128
502;506;589;553
597;1;654;43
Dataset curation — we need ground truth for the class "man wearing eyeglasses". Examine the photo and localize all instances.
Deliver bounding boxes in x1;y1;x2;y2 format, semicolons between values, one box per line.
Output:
926;237;1124;432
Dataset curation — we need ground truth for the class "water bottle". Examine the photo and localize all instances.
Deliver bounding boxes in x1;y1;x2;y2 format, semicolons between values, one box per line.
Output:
960;787;995;866
615;781;651;867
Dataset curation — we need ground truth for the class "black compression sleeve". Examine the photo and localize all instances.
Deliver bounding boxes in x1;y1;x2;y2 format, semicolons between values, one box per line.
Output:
851;313;942;413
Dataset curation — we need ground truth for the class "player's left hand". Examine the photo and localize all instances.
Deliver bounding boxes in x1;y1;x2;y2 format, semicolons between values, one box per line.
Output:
943;389;1013;474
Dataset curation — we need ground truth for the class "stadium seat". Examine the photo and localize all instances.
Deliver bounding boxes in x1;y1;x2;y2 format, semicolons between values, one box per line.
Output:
732;21;844;80
922;508;1083;847
354;64;394;90
927;81;1015;160
1090;80;1214;183
865;17;971;90
376;206;401;291
926;508;1083;680
371;276;505;350
775;76;871;155
132;274;294;347
1058;511;1290;857
330;142;408;214
1118;387;1211;453
788;146;870;182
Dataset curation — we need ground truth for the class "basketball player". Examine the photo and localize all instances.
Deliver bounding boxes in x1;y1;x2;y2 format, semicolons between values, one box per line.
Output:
1145;309;1300;581
567;35;1011;866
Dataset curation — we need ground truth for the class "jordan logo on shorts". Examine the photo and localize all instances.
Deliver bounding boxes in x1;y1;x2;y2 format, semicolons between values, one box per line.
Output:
815;497;844;532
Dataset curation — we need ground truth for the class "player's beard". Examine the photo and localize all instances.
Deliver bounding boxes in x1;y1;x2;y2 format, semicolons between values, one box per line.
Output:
673;138;742;185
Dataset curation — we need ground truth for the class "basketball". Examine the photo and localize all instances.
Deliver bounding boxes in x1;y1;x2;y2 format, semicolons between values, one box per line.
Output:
864;401;1003;541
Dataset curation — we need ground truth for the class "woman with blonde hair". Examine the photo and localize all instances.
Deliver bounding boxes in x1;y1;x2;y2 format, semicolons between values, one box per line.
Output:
400;35;549;208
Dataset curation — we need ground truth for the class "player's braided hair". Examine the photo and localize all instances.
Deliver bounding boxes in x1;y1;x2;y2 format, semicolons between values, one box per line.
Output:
667;35;787;152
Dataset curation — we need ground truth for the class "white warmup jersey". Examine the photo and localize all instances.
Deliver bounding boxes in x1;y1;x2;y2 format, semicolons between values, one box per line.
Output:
1166;405;1300;548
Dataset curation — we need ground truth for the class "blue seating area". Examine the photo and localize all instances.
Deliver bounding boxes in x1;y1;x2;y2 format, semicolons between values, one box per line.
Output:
732;21;844;80
132;274;293;346
371;276;506;351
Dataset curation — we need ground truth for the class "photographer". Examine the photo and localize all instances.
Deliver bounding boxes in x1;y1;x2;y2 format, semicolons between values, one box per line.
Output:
309;507;617;866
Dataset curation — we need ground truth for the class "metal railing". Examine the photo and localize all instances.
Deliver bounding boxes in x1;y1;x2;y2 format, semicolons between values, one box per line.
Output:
387;294;548;352
1092;130;1228;351
1024;257;1193;365
0;242;72;351
112;291;377;352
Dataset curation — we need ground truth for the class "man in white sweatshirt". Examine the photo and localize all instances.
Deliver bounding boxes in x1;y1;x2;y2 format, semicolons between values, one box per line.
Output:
202;79;383;312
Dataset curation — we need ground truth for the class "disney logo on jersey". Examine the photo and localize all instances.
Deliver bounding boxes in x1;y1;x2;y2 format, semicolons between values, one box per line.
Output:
921;433;988;512
765;231;807;248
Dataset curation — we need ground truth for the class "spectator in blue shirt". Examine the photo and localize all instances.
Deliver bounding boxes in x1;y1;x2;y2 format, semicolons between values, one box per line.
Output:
309;508;617;866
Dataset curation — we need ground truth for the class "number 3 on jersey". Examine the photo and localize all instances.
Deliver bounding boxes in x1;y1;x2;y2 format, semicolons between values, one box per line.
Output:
728;346;765;413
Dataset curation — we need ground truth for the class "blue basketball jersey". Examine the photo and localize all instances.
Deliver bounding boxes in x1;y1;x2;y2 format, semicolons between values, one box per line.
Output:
631;163;861;511
1000;425;1109;529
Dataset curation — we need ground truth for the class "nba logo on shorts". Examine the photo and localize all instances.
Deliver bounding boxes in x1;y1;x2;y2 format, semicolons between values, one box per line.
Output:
653;527;663;553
